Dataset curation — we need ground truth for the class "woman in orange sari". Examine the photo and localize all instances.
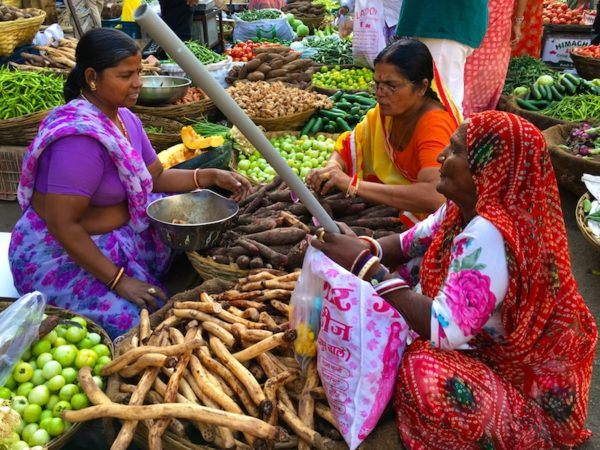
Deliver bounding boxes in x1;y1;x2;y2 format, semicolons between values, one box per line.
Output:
512;0;544;57
306;39;461;227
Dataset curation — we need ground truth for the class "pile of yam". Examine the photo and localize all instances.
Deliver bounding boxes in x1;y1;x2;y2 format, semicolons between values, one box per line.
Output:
64;272;347;450
282;0;326;18
0;4;42;21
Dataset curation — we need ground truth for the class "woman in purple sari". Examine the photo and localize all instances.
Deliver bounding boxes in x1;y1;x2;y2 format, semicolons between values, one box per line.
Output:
9;28;252;339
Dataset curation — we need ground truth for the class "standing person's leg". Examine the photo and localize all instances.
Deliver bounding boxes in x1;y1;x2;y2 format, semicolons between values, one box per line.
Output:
158;0;193;41
417;37;472;115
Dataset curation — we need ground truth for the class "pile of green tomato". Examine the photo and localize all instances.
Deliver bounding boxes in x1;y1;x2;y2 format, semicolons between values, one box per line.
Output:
236;134;336;183
0;316;111;450
311;66;374;91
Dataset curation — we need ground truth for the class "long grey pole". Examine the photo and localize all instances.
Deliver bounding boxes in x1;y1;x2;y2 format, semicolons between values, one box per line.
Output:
134;4;339;233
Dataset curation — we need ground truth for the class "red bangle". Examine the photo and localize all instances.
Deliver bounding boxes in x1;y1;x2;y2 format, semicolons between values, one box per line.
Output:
346;173;359;198
193;168;202;190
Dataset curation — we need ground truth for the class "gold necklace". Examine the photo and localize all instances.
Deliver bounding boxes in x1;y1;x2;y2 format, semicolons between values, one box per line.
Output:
80;93;129;142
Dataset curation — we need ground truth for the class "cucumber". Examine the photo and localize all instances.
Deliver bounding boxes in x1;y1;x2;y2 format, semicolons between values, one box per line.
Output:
330;91;344;102
343;94;377;106
529;99;549;108
564;73;581;86
559;76;577;95
311;117;324;134
550;86;563;101
516;98;540;111
320;109;346;120
531;83;542;100
301;116;317;136
335;117;353;132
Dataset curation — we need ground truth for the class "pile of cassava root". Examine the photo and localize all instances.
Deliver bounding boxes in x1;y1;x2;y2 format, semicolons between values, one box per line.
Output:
206;177;402;271
62;272;347;450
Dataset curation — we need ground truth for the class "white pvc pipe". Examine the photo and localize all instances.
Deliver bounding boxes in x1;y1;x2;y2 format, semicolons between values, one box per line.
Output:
134;4;339;233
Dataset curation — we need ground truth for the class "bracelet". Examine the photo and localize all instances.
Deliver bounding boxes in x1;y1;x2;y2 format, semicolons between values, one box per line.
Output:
193;168;202;190
350;249;371;275
108;267;125;290
367;264;389;287
357;256;380;280
358;236;383;259
374;278;410;296
346;174;359;198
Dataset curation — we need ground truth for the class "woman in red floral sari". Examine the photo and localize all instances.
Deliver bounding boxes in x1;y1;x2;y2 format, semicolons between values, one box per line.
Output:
313;111;597;448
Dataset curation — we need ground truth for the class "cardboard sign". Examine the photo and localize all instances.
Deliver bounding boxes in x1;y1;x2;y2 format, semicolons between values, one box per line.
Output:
542;34;592;68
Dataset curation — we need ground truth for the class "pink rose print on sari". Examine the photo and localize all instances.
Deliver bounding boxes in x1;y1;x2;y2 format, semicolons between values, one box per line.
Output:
445;269;496;336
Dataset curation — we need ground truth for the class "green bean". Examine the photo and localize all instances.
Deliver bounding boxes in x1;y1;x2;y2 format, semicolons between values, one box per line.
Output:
166;41;226;65
541;94;600;122
0;68;64;119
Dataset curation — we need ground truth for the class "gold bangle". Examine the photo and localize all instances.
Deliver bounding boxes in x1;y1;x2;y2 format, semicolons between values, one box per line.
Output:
109;267;125;290
193;168;202;190
358;256;379;280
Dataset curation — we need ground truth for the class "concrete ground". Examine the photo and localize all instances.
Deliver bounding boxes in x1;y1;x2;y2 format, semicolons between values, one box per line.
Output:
1;188;599;448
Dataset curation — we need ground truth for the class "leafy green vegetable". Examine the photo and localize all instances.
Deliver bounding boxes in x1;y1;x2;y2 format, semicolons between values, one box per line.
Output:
167;41;226;65
304;36;353;65
503;56;556;95
190;120;231;138
237;9;281;21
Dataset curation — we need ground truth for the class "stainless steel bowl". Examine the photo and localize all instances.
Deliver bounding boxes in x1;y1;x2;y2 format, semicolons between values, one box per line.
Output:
146;190;238;251
137;76;191;106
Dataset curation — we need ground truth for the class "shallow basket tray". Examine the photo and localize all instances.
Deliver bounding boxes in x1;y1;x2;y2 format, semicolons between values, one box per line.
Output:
571;51;600;81
250;107;317;132
499;95;570;131
0;109;49;146
0;146;26;201
186;251;249;281
131;98;217;124
542;123;600;196
0;8;46;57
137;114;183;152
0;301;113;450
576;192;600;253
9;62;70;77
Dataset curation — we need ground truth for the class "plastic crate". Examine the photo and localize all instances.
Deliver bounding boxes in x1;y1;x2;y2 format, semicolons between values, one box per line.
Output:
101;19;142;39
0;146;25;201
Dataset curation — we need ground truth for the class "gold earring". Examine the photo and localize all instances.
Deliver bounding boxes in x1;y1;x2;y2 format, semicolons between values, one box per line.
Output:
90;82;97;91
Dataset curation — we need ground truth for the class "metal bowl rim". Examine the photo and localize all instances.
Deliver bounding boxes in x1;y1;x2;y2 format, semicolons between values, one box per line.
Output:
140;76;192;88
146;190;239;227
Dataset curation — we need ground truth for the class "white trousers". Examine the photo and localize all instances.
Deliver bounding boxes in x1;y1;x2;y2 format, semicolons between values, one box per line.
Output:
417;37;473;115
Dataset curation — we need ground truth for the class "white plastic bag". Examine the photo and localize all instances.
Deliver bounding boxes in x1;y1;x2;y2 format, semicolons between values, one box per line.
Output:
0;292;47;386
352;0;386;68
292;246;409;449
233;10;295;42
206;56;233;89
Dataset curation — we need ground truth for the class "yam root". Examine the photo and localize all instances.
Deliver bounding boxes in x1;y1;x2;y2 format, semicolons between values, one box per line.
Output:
174;301;223;314
119;354;178;378
263;370;299;425
276;402;342;450
202;321;236;348
232;330;297;362
139;309;151;343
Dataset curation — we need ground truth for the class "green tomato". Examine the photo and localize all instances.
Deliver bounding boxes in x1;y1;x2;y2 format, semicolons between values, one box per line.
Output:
29;428;51;447
11;396;28;415
61;367;77;385
70;393;89;410
21;423;38;443
91;344;110;359
39;417;52;431
47;375;66;392
52;400;72;418
52;345;76;367
70;317;88;329
13;362;34;383
4;375;16;390
300;167;311;178
65;326;86;344
295;153;304;162
45;330;58;345
28;361;37;371
77;338;93;350
92;376;104;390
42;360;62;380
0;386;11;399
58;384;79;402
75;349;98;369
237;159;251;170
53;337;67;348
40;409;53;422
31;339;51;357
31;369;45;387
47;417;65;437
27;385;50;406
12;441;30;450
55;325;66;338
35;353;53;369
46;394;60;412
15;418;25;434
22;403;42;423
16;383;34;398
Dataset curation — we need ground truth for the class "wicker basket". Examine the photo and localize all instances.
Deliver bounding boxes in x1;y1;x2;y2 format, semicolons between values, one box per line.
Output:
131;98;217;124
576;192;600;253
186;251;249;281
0;301;113;450
296;14;324;32
2;0;23;8
500;96;570;131
137;114;183;152
570;51;600;81
8;61;69;77
0;8;46;57
250;107;317;131
0;109;48;147
542;123;600;196
0;146;25;201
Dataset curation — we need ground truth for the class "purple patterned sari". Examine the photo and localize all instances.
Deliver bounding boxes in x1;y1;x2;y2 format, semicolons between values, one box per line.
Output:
9;100;171;339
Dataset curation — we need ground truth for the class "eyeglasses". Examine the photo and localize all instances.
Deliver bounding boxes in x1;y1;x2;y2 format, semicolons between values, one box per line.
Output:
374;79;408;95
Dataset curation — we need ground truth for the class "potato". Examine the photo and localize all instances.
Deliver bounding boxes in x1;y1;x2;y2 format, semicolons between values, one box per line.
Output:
256;64;272;74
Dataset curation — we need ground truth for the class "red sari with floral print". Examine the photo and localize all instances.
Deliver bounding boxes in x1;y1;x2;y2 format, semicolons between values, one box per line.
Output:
394;111;597;449
512;0;544;57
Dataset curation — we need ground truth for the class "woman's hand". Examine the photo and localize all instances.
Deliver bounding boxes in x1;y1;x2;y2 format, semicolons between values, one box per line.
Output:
306;165;351;196
204;169;253;202
511;21;523;48
115;276;167;312
310;225;370;272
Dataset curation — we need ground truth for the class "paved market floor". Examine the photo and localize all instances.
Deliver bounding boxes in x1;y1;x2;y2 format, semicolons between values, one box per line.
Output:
1;189;599;449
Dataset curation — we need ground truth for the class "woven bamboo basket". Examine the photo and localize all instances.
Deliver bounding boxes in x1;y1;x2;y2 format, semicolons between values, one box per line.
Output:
250;107;317;131
543;123;600;196
296;14;324;32
576;192;600;253
0;8;46;56
0;109;48;146
2;0;23;8
137;114;183;151
0;301;113;450
0;145;25;201
500;95;570;131
186;251;249;281
131;98;217;124
570;51;600;81
8;61;69;77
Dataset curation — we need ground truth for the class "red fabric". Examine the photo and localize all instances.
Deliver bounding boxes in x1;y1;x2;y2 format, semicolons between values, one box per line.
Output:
512;0;544;57
416;111;597;447
463;0;513;117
